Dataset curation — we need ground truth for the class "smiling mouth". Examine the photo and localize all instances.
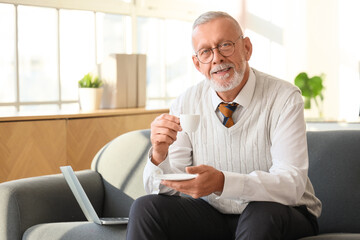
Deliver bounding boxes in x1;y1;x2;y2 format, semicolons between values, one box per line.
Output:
212;67;231;74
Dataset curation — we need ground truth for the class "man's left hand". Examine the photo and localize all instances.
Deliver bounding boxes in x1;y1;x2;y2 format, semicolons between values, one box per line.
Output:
161;165;225;198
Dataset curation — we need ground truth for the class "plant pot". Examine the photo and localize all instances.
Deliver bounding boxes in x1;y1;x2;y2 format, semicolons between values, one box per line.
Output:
78;88;103;111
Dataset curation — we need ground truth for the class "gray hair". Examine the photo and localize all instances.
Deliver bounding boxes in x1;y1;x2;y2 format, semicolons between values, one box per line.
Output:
192;11;241;32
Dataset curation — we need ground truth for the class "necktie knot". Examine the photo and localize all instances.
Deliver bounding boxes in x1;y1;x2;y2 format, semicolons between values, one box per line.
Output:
218;102;238;128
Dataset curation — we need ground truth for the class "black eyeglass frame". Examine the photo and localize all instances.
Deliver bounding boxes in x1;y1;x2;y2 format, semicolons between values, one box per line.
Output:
195;35;244;64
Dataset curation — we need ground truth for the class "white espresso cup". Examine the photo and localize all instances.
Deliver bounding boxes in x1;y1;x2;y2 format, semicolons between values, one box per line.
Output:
180;114;200;133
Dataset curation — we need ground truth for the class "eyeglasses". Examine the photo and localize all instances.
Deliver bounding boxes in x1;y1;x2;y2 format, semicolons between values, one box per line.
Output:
195;35;244;64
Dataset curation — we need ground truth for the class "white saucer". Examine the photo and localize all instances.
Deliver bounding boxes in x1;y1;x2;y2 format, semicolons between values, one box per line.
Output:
156;173;197;181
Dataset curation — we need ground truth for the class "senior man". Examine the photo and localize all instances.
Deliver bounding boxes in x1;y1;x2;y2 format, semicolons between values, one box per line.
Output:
127;11;321;240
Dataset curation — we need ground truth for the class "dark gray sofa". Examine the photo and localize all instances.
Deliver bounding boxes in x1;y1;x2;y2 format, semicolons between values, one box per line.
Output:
301;131;360;240
0;129;359;239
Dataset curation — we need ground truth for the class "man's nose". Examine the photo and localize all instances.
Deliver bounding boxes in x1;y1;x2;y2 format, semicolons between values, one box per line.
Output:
212;48;225;64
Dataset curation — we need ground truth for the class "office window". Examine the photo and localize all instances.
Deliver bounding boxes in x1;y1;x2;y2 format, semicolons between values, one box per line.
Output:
0;2;202;112
137;17;164;103
0;4;16;104
96;13;132;63
137;17;198;108
0;0;231;112
0;3;136;112
18;6;58;104
60;10;96;102
165;20;194;97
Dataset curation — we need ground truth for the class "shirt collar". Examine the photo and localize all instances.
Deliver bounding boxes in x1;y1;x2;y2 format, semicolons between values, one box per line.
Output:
211;68;256;111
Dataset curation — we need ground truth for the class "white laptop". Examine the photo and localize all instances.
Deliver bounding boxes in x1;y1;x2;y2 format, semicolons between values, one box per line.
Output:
60;166;129;225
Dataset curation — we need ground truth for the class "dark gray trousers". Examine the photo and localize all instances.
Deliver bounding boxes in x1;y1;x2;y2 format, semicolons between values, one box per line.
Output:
126;194;318;240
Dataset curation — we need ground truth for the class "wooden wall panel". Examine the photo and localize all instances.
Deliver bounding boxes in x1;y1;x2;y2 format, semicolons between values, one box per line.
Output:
0;120;67;182
67;113;159;171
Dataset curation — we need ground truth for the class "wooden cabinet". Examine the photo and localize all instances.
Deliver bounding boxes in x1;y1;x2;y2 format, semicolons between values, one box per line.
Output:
0;108;168;182
0;120;67;182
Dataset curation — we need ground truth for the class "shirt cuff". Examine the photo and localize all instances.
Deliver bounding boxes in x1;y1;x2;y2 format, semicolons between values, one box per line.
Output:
219;171;246;200
147;146;172;172
144;147;173;194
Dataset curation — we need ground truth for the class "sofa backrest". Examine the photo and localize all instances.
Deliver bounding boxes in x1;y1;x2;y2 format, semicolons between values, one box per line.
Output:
91;129;151;218
307;130;360;234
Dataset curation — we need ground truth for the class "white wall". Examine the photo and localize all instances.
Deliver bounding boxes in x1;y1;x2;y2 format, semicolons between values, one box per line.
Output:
282;0;359;121
306;0;340;120
337;0;360;121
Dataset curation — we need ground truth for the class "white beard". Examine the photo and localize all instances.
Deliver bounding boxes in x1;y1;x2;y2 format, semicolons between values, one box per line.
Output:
208;63;246;92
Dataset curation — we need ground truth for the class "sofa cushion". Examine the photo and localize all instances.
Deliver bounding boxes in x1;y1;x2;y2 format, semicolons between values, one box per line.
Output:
307;130;360;234
23;222;127;240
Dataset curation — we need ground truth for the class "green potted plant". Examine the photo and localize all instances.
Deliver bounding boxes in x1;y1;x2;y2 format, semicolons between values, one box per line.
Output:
78;73;103;111
294;72;325;117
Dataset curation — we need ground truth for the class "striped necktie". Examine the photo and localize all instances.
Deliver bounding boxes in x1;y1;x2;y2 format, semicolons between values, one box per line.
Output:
218;102;238;128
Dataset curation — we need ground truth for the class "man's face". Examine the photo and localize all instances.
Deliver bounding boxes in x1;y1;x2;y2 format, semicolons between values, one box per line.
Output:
192;18;252;92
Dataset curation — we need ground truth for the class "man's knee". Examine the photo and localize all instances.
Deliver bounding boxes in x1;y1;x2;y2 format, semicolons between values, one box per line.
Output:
243;201;289;218
237;202;316;240
129;194;161;218
130;194;180;219
236;202;289;239
242;201;290;226
128;195;171;240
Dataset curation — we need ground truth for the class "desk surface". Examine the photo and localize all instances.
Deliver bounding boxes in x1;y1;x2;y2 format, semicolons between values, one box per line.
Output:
0;108;169;122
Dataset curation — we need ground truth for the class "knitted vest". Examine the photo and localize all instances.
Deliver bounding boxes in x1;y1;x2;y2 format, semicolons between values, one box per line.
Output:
171;69;321;217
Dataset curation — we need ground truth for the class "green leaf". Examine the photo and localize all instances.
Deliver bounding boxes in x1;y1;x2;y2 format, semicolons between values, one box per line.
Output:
308;76;323;97
294;72;325;112
78;73;103;88
294;72;308;89
294;72;311;97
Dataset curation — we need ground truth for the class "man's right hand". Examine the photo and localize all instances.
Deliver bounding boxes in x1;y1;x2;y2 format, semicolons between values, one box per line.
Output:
150;114;182;165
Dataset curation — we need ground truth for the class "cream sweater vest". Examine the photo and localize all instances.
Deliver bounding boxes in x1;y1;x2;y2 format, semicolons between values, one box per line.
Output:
171;69;322;217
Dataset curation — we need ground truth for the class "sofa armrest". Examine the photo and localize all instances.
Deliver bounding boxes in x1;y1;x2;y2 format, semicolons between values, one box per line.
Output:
0;170;104;240
91;129;150;217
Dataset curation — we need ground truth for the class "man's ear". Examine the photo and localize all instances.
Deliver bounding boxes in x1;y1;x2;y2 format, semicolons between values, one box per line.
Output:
243;37;253;61
192;55;201;72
